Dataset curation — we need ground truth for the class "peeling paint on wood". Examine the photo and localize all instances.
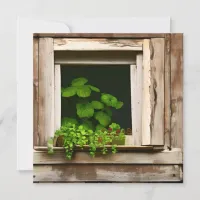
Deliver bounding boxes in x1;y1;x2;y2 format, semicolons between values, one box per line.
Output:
54;38;143;51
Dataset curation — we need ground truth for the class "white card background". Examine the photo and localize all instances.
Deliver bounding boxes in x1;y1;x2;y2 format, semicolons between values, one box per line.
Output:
17;17;170;170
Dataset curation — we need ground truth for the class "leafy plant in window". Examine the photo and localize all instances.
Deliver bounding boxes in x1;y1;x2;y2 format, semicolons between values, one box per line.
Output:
47;77;126;159
61;77;124;130
48;122;125;159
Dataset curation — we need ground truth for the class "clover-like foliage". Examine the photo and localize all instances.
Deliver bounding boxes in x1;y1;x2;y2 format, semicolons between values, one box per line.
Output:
48;77;126;159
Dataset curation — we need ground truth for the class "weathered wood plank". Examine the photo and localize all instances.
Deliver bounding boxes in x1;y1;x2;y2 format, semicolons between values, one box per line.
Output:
150;38;165;145
38;38;54;146
33;38;39;146
54;39;143;51
164;34;171;149
54;51;136;65
131;54;143;145
142;39;165;145
34;33;166;38
34;149;183;164
171;34;183;149
142;39;151;145
34;145;156;152
33;164;183;183
54;64;61;132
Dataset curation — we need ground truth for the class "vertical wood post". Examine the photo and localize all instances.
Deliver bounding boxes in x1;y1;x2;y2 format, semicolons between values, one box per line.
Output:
33;38;39;146
142;39;151;145
170;34;183;149
54;64;61;132
38;38;54;146
164;34;171;149
131;54;143;145
142;39;165;145
150;38;165;145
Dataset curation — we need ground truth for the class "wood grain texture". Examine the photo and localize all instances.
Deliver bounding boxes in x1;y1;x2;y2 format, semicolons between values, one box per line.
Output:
33;38;39;146
54;38;143;51
34;33;166;38
55;51;136;65
164;34;171;149
33;164;183;183
142;39;151;145
54;64;61;132
170;34;183;149
131;55;143;145
142;39;165;145
150;38;165;145
34;145;157;152
34;149;183;164
38;38;54;146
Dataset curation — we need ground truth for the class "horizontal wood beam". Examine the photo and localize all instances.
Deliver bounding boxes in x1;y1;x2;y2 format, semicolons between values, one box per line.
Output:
34;33;167;38
33;164;183;183
54;51;136;65
34;149;182;165
34;145;158;152
54;39;143;51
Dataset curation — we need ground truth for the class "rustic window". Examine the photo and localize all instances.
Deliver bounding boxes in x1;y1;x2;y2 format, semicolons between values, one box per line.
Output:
33;34;183;183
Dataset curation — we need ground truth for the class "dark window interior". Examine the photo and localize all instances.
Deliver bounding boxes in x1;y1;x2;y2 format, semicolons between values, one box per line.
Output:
61;65;132;130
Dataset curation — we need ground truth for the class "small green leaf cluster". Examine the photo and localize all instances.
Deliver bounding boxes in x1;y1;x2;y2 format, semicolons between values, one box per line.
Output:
48;122;125;159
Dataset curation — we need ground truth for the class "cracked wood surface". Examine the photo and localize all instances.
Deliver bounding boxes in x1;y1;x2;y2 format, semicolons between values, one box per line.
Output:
142;39;164;145
53;38;143;51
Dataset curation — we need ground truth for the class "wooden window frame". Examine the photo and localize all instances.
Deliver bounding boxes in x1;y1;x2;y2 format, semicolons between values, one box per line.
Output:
33;33;183;183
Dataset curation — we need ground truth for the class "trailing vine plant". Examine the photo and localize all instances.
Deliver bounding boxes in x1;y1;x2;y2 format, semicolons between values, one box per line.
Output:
48;77;125;159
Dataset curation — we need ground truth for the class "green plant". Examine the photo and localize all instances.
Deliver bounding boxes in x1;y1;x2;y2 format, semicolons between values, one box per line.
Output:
47;77;126;159
48;122;125;159
61;77;124;130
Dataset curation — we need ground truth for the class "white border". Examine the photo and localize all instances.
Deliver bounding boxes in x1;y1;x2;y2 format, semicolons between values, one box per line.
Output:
17;17;170;170
16;17;70;171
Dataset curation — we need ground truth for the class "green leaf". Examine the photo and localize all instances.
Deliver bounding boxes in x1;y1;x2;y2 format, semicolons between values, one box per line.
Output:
77;86;91;97
71;77;88;86
61;117;79;126
81;119;94;130
101;93;118;107
109;123;120;130
91;101;104;110
115;101;124;109
96;124;106;131
62;87;77;97
104;107;112;117
76;103;94;118
88;85;100;92
94;111;111;127
47;137;54;154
